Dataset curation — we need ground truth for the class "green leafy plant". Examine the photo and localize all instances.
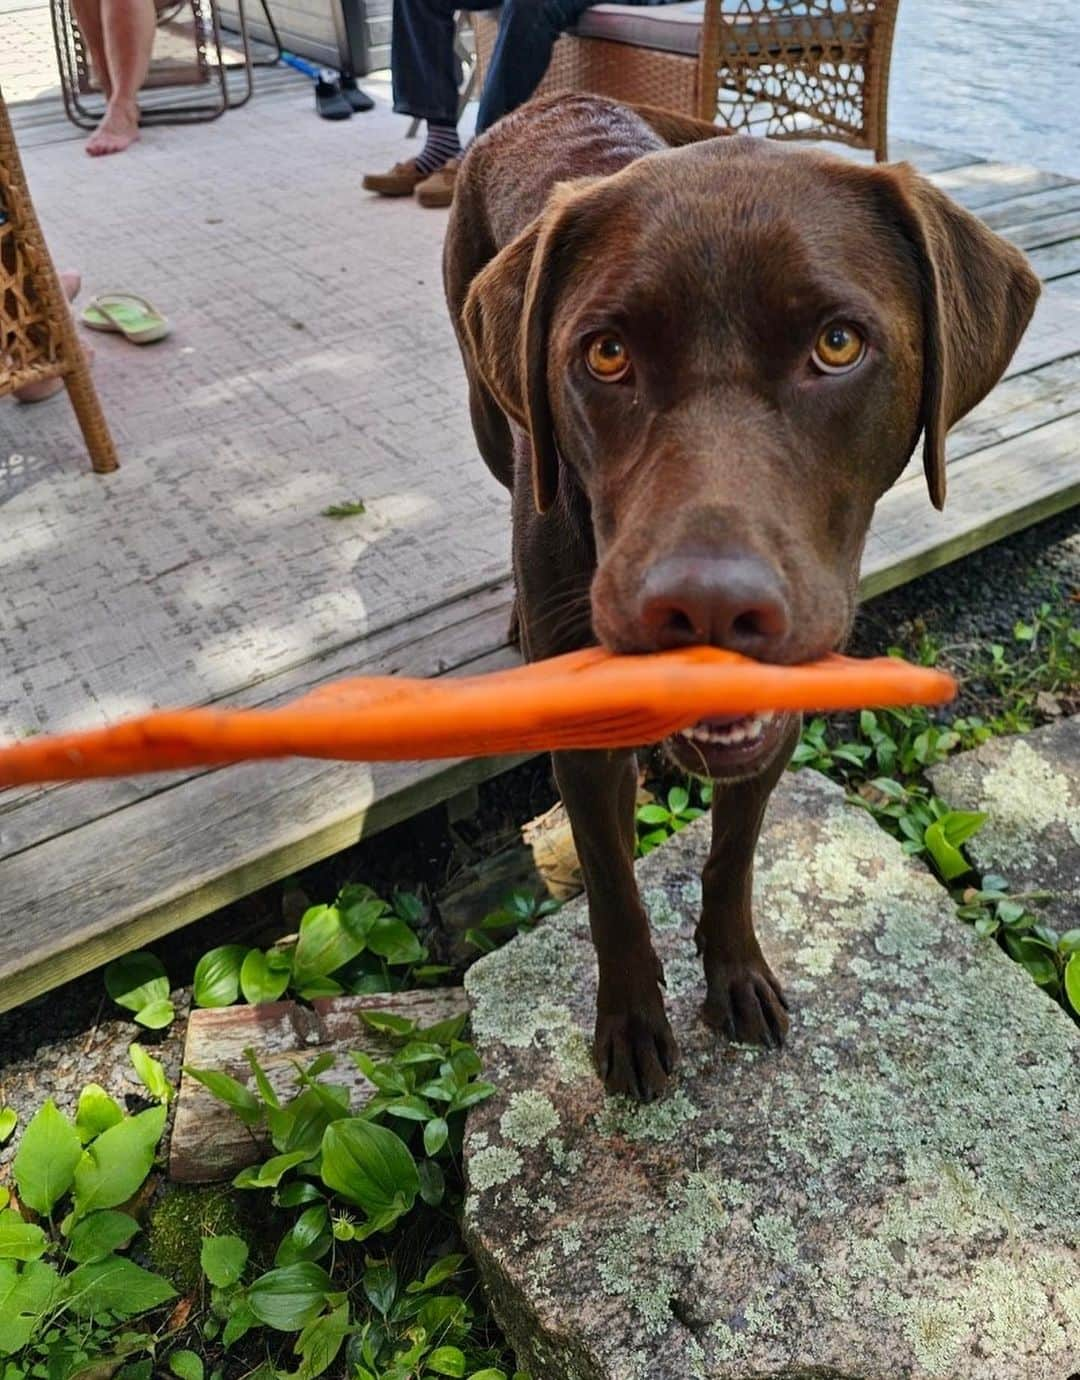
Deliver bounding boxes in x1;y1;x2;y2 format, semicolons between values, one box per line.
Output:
849;778;986;880
954;874;1080;1011
464;890;562;955
635;783;708;856
347;1252;527;1380
184;1012;514;1380
792;708;969;783
978;604;1080;710
195;1232;261;1359
0;1091;176;1377
129;1043;175;1105
322;500;366;519
104;951;174;1030
193;885;444;1011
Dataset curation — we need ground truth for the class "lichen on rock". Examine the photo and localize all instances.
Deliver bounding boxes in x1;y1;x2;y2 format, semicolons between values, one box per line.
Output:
501;1090;561;1148
464;770;1080;1380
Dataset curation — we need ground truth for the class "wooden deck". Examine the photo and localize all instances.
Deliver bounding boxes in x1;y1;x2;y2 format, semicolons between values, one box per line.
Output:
1;88;1079;1011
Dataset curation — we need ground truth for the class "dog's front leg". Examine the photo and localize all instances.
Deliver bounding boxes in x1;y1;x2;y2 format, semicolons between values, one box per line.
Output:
696;720;799;1048
554;747;679;1102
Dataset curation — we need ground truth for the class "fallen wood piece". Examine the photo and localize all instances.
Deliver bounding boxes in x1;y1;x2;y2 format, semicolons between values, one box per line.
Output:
438;801;583;939
169;988;469;1182
522;801;583;901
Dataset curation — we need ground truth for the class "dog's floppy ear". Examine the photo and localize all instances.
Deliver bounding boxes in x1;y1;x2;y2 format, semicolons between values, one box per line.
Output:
461;182;592;514
873;164;1040;510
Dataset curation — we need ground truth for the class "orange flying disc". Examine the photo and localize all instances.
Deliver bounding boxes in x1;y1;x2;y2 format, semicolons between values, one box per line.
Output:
0;646;956;787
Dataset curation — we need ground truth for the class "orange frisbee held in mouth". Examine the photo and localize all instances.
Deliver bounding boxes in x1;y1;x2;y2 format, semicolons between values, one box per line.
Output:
0;646;956;787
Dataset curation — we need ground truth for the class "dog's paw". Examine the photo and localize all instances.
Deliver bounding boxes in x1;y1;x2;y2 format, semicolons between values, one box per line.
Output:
702;957;790;1049
594;993;679;1103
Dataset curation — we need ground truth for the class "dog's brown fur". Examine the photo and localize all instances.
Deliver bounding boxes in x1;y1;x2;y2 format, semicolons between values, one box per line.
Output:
445;93;1039;1101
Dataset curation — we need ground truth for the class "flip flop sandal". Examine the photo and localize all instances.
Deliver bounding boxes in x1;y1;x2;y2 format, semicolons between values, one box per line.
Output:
82;292;171;344
315;76;352;120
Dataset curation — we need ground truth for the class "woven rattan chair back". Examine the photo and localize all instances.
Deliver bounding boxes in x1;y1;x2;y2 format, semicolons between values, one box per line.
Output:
472;0;899;161
0;87;119;473
701;0;899;157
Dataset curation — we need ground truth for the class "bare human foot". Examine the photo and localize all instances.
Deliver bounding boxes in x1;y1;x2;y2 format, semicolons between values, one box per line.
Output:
14;271;92;404
86;98;140;156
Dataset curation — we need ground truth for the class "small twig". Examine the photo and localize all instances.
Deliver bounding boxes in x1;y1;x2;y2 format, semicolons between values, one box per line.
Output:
82;994;106;1055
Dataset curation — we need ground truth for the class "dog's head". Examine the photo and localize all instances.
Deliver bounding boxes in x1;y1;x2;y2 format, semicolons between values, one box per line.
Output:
462;139;1038;777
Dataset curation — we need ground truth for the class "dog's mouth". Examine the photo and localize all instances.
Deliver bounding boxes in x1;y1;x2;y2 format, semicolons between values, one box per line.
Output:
667;710;791;780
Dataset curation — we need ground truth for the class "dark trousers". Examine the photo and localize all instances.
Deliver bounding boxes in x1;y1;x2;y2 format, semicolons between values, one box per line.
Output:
392;0;669;136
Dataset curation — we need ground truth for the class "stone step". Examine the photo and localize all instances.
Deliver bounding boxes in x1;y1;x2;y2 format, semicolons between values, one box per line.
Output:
462;770;1080;1380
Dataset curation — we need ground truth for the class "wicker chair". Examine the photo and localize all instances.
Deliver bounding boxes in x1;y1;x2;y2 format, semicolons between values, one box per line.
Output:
0;86;118;473
471;0;900;161
51;0;281;130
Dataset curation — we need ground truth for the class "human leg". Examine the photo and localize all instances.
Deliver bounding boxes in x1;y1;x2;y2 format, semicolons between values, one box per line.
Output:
69;0;113;100
474;0;592;133
83;0;155;156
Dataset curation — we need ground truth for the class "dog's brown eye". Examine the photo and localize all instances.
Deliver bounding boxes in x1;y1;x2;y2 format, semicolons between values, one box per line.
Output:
812;322;865;374
585;333;631;381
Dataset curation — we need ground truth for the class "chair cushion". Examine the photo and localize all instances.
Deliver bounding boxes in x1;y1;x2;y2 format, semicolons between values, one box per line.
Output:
569;1;864;60
571;1;705;58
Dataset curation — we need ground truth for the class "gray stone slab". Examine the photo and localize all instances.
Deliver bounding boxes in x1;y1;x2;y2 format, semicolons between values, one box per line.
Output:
463;771;1080;1380
929;716;1080;934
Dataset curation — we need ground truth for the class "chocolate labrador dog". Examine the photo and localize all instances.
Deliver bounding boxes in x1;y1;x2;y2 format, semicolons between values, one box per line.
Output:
444;93;1039;1102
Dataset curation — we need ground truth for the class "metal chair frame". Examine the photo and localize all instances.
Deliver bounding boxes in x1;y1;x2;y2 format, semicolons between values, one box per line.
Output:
50;0;282;130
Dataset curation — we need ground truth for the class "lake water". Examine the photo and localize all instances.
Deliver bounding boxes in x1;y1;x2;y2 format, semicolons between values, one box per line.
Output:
888;0;1080;177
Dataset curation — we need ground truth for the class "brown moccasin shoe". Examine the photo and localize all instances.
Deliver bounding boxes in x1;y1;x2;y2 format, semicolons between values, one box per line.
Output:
416;158;459;209
362;158;426;197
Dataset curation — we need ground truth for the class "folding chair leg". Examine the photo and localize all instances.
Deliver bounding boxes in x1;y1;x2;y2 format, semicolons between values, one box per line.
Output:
250;0;282;65
225;0;256;108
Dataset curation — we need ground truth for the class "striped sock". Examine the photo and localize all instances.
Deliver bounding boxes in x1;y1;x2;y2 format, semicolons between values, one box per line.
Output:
415;121;463;176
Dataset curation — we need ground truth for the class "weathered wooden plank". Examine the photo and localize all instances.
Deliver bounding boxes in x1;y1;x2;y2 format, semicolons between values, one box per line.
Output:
929;162;1074;213
0;694;524;1016
171;988;471;1182
1026;238;1080;283
1003;288;1080;378
1003;207;1080;252
980;183;1080;232
799;139;982;173
887;141;982;173
0;577;515;863
862;412;1080;599
943;352;1080;463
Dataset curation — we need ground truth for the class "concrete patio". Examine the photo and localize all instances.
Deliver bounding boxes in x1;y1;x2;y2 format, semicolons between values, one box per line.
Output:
1;57;1080;1009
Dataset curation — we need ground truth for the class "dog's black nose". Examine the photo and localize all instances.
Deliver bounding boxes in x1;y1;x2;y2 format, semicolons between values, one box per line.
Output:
638;553;791;657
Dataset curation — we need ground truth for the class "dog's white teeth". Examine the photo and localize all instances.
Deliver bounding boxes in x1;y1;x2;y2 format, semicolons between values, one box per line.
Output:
682;711;775;748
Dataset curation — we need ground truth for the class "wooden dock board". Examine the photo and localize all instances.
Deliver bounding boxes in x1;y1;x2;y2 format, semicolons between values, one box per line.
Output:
2;122;1079;1013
